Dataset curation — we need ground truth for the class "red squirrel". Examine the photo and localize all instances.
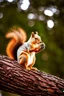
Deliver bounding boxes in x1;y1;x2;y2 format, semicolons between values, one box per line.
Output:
5;27;45;70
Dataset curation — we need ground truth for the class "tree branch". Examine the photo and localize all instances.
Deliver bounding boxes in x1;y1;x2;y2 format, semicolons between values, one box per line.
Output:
0;55;64;96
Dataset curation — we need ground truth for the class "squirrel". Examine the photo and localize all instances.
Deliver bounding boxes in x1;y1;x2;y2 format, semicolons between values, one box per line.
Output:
5;27;45;70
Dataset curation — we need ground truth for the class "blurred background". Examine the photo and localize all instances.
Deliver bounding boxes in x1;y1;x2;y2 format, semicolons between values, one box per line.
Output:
0;0;64;96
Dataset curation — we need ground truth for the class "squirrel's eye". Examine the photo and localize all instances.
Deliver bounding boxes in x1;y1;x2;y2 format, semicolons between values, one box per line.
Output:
35;38;38;40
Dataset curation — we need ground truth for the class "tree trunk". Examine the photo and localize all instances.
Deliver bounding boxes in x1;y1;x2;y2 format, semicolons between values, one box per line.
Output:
0;55;64;96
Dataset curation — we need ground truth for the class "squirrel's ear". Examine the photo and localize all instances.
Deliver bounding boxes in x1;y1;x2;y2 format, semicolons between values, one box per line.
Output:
32;32;34;37
36;31;38;35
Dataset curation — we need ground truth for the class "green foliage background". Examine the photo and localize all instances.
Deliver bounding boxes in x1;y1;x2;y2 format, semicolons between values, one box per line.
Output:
0;0;64;96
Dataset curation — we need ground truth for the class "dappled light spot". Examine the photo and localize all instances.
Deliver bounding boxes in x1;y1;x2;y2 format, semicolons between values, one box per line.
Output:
27;13;37;20
44;6;59;17
0;92;2;96
0;0;3;2
44;9;53;17
49;6;59;14
20;0;30;11
28;21;35;27
0;13;3;19
47;20;54;29
7;0;14;3
38;15;45;21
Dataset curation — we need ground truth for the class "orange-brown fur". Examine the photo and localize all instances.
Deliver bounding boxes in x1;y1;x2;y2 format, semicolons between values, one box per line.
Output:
5;27;26;60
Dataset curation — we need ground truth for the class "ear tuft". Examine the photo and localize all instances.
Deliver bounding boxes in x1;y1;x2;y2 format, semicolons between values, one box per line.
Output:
36;31;38;35
32;32;34;37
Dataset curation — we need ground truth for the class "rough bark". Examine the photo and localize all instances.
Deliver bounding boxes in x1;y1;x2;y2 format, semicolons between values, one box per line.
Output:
0;55;64;96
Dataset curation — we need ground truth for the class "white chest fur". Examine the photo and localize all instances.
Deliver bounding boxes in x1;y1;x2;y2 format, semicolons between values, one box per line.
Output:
27;52;35;66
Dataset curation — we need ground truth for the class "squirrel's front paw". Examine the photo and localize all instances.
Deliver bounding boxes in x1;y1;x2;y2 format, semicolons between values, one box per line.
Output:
31;67;38;70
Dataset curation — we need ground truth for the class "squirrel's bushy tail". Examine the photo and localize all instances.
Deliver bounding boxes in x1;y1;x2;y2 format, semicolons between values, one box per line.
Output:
5;27;27;60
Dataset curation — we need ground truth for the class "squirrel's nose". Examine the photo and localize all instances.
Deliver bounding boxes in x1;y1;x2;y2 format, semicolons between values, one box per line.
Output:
41;43;45;50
